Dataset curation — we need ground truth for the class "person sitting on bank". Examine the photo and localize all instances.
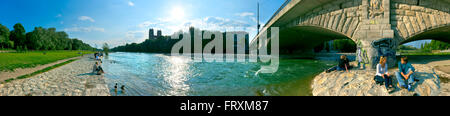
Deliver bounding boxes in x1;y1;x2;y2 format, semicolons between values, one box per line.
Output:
92;61;105;75
94;52;98;59
95;54;99;60
326;55;350;73
374;56;393;90
395;56;415;92
92;61;97;73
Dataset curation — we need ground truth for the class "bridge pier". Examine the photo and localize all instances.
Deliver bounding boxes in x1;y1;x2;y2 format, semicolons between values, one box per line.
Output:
352;0;398;68
358;38;398;69
252;0;450;70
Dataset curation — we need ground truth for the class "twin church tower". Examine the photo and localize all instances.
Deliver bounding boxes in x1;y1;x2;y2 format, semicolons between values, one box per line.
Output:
149;28;162;39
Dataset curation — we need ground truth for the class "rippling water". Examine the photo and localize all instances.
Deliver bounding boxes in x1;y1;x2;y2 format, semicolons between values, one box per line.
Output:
103;52;335;96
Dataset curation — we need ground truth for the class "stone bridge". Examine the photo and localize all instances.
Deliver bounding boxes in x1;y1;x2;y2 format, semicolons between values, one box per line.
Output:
251;0;450;68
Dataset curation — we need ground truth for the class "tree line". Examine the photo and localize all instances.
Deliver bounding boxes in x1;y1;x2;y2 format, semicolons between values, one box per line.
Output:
314;39;357;53
0;23;94;51
315;39;449;53
420;40;450;52
111;27;250;54
111;36;178;53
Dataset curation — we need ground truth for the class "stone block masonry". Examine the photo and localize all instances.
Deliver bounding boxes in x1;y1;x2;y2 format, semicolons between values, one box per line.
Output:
252;0;450;69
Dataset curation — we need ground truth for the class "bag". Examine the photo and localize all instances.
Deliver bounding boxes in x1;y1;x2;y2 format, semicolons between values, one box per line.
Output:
374;76;384;85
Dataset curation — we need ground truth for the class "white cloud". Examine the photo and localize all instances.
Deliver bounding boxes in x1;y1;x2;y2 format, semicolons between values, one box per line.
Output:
128;1;135;6
126;30;145;39
250;17;258;23
78;16;95;22
56;14;62;18
180;16;252;32
138;21;157;28
133;16;256;40
236;12;255;17
128;15;258;46
64;26;105;32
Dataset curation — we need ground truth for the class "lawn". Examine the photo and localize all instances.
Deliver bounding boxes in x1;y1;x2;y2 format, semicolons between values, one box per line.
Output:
0;51;95;71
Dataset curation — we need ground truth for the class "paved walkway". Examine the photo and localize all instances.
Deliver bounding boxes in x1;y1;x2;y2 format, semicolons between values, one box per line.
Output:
0;57;81;82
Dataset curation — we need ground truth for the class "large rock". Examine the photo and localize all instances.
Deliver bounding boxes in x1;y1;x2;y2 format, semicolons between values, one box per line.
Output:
312;64;441;96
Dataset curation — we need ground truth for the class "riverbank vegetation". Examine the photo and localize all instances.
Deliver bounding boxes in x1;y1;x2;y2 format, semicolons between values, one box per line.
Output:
0;51;94;71
314;39;356;53
111;36;177;53
102;43;110;55
0;23;96;71
419;40;449;52
111;27;250;54
398;40;450;55
0;23;94;51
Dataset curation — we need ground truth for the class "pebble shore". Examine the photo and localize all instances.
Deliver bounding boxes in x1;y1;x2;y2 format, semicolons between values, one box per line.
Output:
0;55;110;96
312;63;447;96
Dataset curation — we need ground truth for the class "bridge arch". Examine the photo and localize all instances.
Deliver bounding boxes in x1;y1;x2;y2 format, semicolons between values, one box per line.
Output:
279;25;354;54
251;0;450;69
400;24;450;45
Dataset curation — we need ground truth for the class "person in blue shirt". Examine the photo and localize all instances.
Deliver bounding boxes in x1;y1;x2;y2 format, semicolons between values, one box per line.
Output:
395;56;415;91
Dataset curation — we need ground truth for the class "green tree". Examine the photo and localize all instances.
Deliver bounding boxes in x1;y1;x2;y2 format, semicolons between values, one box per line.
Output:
0;24;11;49
56;31;69;50
9;23;26;49
28;27;45;50
332;39;356;53
420;40;450;52
102;43;110;55
1;23;94;51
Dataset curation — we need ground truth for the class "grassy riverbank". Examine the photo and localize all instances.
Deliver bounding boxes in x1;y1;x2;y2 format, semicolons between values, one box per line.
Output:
399;52;450;56
0;51;94;71
4;59;78;83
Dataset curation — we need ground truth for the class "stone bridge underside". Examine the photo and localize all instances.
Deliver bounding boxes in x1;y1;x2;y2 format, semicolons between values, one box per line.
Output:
252;0;450;68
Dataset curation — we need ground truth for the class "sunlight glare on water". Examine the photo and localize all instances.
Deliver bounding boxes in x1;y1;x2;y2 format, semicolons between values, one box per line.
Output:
163;56;191;96
103;52;334;96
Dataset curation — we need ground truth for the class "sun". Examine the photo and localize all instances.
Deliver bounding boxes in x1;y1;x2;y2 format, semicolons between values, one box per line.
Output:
170;7;185;20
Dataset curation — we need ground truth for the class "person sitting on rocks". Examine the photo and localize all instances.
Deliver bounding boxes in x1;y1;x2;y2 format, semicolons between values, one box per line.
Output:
95;54;99;60
396;56;415;92
374;56;393;90
326;55;351;73
92;61;105;75
94;52;99;59
92;61;98;73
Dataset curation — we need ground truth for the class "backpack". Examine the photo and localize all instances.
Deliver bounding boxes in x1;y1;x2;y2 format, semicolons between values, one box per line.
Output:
374;76;384;85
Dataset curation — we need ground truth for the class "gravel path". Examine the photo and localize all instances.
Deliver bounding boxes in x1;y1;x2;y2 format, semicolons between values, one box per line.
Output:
0;57;81;82
0;55;110;96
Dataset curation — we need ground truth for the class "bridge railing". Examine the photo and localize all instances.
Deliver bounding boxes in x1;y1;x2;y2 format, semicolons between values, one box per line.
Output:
261;0;291;29
252;0;291;45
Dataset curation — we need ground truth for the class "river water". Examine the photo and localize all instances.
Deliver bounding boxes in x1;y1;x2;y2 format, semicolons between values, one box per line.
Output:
103;52;335;96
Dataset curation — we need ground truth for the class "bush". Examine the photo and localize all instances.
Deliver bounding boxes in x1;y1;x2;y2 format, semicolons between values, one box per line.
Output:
7;41;14;48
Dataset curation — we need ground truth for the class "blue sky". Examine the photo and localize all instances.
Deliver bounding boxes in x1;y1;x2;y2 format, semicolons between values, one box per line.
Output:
0;0;285;48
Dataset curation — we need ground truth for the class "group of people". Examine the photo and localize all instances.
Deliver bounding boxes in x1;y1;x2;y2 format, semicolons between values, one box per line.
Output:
93;52;105;75
94;52;104;60
375;56;418;91
326;55;418;92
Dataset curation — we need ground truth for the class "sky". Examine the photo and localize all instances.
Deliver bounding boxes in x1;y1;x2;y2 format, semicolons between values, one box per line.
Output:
0;0;286;48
